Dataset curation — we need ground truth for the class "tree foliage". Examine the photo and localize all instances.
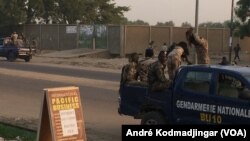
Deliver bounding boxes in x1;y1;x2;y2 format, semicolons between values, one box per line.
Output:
92;0;129;24
155;21;175;26
125;19;149;25
25;0;44;24
235;0;250;38
0;0;129;24
0;0;26;25
181;22;192;27
199;22;225;28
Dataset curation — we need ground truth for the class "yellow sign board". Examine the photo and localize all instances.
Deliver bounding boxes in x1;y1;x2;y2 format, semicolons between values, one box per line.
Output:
37;86;87;141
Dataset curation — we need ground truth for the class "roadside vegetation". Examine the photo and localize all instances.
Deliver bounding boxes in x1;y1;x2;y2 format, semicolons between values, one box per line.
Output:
0;123;36;141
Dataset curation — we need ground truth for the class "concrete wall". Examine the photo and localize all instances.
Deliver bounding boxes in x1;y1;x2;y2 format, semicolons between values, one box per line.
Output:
151;26;171;53
22;24;250;56
125;26;150;55
239;37;250;53
120;25;250;56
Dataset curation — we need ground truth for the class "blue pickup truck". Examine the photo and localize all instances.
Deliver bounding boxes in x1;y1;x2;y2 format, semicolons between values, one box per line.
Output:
0;38;34;62
118;65;250;124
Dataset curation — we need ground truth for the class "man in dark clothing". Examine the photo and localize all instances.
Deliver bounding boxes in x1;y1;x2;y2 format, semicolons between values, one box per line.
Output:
234;44;241;61
145;41;155;58
219;56;230;65
148;51;171;92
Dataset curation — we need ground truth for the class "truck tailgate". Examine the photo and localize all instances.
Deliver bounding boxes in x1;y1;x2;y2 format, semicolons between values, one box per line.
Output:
119;85;148;116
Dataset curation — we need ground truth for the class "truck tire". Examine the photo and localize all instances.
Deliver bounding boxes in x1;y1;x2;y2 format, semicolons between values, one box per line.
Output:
7;52;17;62
24;56;31;62
141;111;166;125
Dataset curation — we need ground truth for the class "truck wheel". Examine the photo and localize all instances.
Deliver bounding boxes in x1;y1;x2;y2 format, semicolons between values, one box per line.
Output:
24;56;31;62
141;111;166;125
7;52;17;62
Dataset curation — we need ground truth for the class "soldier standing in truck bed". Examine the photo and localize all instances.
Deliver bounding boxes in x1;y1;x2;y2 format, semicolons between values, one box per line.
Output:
167;41;190;80
186;28;210;64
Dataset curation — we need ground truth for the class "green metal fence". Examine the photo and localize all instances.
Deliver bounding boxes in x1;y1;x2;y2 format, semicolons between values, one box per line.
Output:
79;25;107;49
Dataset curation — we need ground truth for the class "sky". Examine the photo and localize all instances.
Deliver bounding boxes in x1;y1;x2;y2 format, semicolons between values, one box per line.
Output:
114;0;239;26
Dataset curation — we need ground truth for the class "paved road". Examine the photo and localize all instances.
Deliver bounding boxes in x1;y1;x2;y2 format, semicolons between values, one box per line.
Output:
0;60;120;82
0;62;139;141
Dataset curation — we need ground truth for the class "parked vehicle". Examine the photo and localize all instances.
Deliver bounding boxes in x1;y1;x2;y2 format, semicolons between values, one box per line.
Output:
118;65;250;124
0;38;35;62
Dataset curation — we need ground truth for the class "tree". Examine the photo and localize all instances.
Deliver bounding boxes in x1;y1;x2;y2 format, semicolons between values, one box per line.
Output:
58;0;129;24
223;20;240;30
94;0;129;24
0;0;129;25
58;0;84;24
181;22;192;27
41;0;61;24
25;0;44;24
0;0;26;25
155;21;175;26
126;20;149;25
199;22;225;28
235;0;250;38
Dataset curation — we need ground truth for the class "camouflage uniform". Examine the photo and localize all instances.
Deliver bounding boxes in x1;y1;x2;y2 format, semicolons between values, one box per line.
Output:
120;62;139;85
138;58;156;83
126;62;138;82
166;46;184;80
193;34;210;64
148;61;170;91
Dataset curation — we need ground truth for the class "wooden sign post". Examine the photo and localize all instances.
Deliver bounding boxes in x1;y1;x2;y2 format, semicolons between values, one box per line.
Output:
37;86;87;141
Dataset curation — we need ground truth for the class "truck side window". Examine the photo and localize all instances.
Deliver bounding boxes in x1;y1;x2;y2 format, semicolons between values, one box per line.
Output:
217;73;244;98
183;71;212;94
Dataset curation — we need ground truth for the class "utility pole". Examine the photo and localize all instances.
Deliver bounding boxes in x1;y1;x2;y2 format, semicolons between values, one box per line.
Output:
229;0;234;63
194;0;199;64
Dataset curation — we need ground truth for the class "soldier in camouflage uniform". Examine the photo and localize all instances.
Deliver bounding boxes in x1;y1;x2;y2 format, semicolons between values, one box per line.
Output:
138;49;156;84
148;51;171;91
120;53;140;85
186;28;210;64
138;58;156;83
167;41;190;80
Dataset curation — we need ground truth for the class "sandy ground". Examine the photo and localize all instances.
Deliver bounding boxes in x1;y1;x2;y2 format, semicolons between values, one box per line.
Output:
32;55;128;71
31;51;250;70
